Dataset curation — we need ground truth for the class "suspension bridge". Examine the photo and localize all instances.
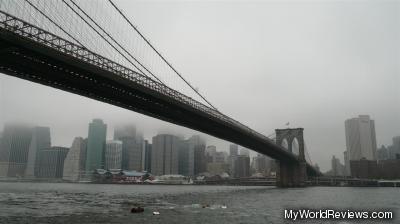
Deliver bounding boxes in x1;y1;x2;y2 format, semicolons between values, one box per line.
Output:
0;0;320;187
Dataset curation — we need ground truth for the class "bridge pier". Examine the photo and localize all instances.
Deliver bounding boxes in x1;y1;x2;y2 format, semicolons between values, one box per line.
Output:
276;161;307;187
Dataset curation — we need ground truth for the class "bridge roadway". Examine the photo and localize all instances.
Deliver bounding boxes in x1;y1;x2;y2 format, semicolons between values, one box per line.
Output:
0;10;318;177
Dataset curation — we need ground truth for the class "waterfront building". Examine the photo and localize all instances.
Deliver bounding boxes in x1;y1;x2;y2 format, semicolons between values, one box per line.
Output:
85;119;107;172
105;140;122;170
206;162;229;176
63;137;87;182
0;124;32;177
151;134;179;175
344;115;377;174
349;159;378;179
37;146;69;178
378;159;400;179
25;126;51;177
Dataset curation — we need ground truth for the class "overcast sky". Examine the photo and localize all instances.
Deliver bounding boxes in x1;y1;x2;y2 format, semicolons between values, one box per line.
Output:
0;0;399;172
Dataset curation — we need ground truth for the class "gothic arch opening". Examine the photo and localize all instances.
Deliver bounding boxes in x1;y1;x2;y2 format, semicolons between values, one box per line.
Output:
292;137;300;156
281;138;289;151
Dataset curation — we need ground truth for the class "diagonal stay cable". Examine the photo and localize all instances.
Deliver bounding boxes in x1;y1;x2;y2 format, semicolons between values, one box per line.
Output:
68;0;164;84
24;0;85;47
61;0;155;80
108;0;218;111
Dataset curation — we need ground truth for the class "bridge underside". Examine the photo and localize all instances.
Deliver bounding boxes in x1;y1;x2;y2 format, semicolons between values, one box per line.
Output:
0;28;319;179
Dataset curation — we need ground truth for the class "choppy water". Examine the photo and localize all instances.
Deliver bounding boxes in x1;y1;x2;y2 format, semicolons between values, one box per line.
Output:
0;182;398;223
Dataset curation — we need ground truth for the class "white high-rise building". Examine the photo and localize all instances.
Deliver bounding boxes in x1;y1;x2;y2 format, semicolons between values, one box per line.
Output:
105;140;122;170
63;137;87;182
25;126;51;177
344;115;377;174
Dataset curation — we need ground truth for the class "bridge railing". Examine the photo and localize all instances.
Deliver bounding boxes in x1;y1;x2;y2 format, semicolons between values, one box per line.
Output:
0;10;277;147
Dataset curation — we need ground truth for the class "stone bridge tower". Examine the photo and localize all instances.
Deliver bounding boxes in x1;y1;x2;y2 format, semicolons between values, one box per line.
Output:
275;128;307;187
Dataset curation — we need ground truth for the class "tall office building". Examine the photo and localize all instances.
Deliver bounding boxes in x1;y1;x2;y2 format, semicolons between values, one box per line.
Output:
105;140;122;170
233;155;250;178
239;148;250;156
331;155;345;176
114;125;136;141
344;115;377;174
63;137;87;181
0;124;32;177
151;134;179;175
252;154;271;175
229;144;239;175
144;140;152;172
25;126;51;177
85;119;107;172
114;125;144;171
189;135;206;175
37;146;69;178
178;139;191;176
206;145;217;156
229;144;239;156
178;135;206;176
392;136;400;158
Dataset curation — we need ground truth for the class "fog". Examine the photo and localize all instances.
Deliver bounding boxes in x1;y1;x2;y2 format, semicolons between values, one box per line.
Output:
0;0;399;171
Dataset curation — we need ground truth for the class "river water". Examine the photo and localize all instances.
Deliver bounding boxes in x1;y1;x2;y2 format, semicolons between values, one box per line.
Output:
0;182;398;223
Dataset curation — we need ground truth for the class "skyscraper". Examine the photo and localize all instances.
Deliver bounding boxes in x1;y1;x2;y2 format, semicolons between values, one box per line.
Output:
25;126;51;177
114;125;144;171
253;153;271;175
229;144;239;175
392;136;400;158
239;148;250;156
178;135;206;176
144;140;152;172
0;124;32;177
229;144;239;156
85;119;107;172
151;134;179;175
37;146;69;178
178;139;191;176
105;140;122;170
114;125;136;141
63;137;87;182
233;155;250;178
331;155;345;176
190;136;206;175
344;115;377;174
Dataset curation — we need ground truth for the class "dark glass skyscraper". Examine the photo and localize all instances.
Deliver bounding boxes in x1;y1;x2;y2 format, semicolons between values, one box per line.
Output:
37;146;69;178
85;119;107;172
0;124;32;177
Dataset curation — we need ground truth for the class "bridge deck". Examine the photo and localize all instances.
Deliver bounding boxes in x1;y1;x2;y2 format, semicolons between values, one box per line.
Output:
0;10;318;175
